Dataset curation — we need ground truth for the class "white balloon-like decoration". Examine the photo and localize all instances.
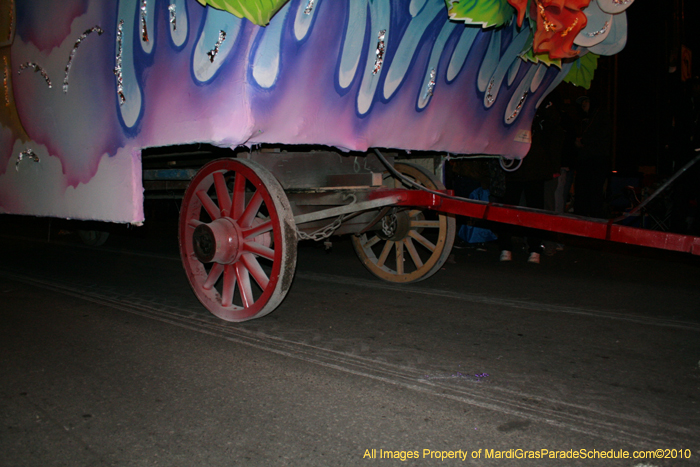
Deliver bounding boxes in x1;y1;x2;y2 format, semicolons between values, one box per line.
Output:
573;0;633;51
596;0;634;15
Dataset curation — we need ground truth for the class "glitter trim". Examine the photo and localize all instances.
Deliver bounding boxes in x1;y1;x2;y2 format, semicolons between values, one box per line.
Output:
373;29;386;75
207;30;226;63
168;3;177;31
586;21;610;37
560;18;579;37
141;0;149;42
18;62;52;88
425;68;436;98
114;19;125;105
538;1;579;37
7;0;13;43
304;0;315;15
63;26;104;93
506;91;528;123
537;2;555;32
16;149;39;171
3;56;8;106
485;78;495;105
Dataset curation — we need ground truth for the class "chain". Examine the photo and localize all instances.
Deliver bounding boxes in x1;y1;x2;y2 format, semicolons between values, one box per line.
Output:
296;194;356;242
381;212;397;237
297;214;345;241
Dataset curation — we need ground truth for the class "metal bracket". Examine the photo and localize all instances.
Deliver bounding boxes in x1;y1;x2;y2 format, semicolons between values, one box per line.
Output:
293;195;400;226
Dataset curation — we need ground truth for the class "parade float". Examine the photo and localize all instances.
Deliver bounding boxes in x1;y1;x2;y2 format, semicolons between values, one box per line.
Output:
6;0;692;322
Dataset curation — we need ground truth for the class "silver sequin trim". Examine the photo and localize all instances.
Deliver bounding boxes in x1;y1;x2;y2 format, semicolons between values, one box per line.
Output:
373;29;386;75
586;21;610;37
506;91;529;124
16;149;39;171
207;30;226;63
141;0;149;42
18;62;52;88
64;26;104;93
114;19;125;105
425;68;436;98
168;3;177;31
485;78;495;105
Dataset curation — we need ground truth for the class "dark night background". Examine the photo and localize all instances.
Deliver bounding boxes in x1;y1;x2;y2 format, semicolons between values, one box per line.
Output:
572;0;699;177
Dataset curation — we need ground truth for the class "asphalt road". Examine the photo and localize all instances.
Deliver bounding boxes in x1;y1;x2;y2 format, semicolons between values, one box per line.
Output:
1;215;699;466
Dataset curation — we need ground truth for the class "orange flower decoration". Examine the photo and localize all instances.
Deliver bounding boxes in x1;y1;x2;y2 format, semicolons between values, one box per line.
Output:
508;0;590;60
508;0;530;27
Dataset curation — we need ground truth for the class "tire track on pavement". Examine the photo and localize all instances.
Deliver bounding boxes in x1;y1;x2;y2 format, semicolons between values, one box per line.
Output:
0;269;697;453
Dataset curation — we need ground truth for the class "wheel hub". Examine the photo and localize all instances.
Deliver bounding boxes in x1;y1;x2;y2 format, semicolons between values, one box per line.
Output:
192;217;242;264
379;211;411;241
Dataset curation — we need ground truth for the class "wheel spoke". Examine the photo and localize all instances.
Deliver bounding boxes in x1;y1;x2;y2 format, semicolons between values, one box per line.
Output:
231;172;246;219
203;263;224;290
196;190;221;220
351;162;454;285
410;219;440;228
404;237;423;268
243;241;275;261
213;172;231;217
180;158;298;321
243;219;273;239
376;240;394;267
238;190;264;228
241;253;269;290
235;262;254;308
221;264;236;307
408;230;436;252
395;240;404;275
362;235;382;249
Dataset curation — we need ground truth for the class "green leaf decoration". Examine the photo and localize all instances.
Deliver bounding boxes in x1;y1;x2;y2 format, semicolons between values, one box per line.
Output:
445;0;517;28
521;46;562;69
197;0;290;26
563;52;599;89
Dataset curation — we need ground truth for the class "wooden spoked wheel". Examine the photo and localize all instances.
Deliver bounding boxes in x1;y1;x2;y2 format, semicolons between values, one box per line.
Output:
352;162;455;283
78;230;110;247
179;158;297;322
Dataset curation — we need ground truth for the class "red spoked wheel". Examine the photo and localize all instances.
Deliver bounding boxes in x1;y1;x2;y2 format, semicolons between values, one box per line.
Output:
179;158;297;322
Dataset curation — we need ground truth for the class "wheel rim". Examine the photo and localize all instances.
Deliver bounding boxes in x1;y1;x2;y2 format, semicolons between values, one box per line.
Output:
179;158;297;321
352;162;455;283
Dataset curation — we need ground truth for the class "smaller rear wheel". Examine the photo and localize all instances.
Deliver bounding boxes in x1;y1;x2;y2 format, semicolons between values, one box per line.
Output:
78;230;109;247
352;162;455;283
